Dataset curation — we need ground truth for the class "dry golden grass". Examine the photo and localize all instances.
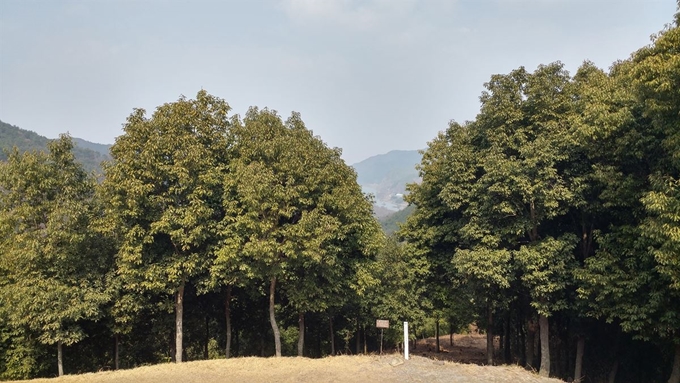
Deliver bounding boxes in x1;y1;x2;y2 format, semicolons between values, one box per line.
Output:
21;354;564;383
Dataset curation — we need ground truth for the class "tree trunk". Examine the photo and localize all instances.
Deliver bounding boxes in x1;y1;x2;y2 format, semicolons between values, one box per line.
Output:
574;336;585;383
225;286;232;358
355;319;360;354
435;318;440;353
487;305;494;365
526;319;536;368
114;334;120;370
449;320;454;347
538;314;550;377
669;344;680;383
608;359;619;383
297;312;305;357
363;325;367;354
57;341;64;376
329;317;335;355
412;323;417;350
204;315;209;360
235;326;240;357
175;281;185;363
269;277;282;357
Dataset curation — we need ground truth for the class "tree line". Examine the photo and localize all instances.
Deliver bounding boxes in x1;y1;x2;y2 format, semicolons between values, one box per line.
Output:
1;95;433;379
402;14;680;383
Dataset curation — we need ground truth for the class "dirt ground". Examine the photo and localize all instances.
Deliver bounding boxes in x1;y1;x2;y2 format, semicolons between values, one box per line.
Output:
22;332;559;383
413;332;500;365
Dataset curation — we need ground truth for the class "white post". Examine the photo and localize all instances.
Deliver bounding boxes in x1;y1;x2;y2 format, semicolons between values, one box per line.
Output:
403;321;409;360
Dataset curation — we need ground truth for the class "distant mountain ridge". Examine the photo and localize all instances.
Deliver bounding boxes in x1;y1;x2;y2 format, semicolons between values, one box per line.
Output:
352;149;422;213
1;120;420;231
0;120;111;174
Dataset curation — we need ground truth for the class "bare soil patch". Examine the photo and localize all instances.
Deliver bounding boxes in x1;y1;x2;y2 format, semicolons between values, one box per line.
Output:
414;332;500;364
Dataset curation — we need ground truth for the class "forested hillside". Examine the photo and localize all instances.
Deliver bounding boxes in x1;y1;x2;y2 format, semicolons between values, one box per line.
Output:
0;9;678;383
402;17;680;383
0;120;111;174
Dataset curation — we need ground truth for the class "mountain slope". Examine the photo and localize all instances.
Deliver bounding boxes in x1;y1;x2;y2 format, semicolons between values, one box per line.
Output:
0;120;111;174
352;149;421;211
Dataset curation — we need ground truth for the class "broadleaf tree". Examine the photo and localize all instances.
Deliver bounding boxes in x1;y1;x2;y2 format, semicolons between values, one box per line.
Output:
102;90;232;363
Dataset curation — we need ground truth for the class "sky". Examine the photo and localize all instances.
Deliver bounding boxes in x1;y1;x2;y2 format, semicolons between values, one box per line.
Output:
0;0;676;164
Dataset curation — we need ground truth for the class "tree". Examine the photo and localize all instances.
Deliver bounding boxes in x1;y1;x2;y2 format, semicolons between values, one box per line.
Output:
219;107;381;357
355;236;429;351
0;136;110;376
577;20;680;383
102;90;232;363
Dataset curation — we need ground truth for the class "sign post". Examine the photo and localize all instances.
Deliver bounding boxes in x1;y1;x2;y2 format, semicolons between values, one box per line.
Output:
404;321;409;360
376;319;389;355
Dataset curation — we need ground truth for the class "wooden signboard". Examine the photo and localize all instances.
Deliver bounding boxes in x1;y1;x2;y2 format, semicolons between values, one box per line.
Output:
376;319;389;329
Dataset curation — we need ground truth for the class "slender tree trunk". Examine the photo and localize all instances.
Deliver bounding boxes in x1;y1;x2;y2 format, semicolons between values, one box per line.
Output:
204;315;209;360
412;323;417;350
225;286;232;358
435;318;440;353
449;320;454;347
175;281;185;363
503;314;511;363
269;277;282;357
114;334;120;370
329;317;335;355
518;317;526;366
574;336;585;383
363;325;367;354
526;319;536;368
57;341;64;376
608;359;619;383
355;319;360;354
538;314;550;377
297;312;305;356
669;344;680;383
316;324;321;357
487;305;494;365
235;326;240;357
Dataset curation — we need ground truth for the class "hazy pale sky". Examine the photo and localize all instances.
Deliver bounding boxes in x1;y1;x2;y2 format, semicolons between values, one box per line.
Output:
0;0;676;164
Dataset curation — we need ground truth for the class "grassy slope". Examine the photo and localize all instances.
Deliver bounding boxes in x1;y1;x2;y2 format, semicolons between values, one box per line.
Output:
22;355;564;383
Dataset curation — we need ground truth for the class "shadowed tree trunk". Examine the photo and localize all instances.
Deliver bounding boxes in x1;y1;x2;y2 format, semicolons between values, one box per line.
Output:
363;325;367;354
539;314;550;377
449;320;454;347
526;319;537;368
175;281;185;363
225;286;232;358
329;317;335;355
487;305;494;365
204;315;209;360
669;344;680;383
269;277;282;357
574;336;585;382
114;334;120;370
608;359;619;383
57;341;64;376
503;314;511;363
355;319;360;354
435;318;440;353
297;312;305;356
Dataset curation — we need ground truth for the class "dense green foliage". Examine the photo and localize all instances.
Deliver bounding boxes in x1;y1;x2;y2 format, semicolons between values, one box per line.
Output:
379;204;415;234
403;17;680;383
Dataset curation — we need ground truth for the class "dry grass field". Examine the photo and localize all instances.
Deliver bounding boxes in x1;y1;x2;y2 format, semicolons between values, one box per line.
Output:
19;332;563;383
21;354;563;383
